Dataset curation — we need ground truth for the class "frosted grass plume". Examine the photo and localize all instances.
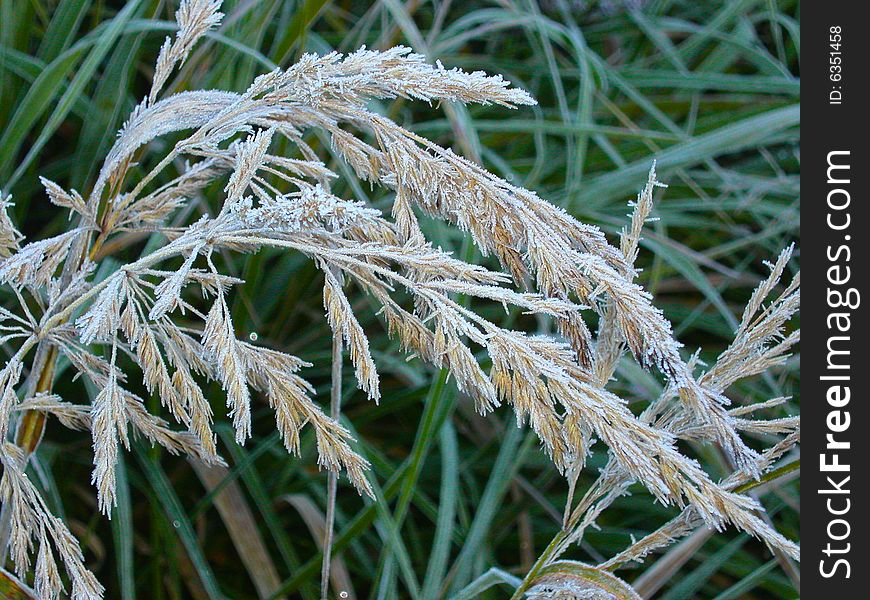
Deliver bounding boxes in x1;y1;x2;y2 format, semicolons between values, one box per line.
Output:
0;1;798;597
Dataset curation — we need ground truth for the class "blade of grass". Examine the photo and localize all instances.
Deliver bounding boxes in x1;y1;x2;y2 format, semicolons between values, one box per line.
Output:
343;425;421;600
420;421;459;599
374;234;473;594
134;441;225;600
619;69;799;95
0;46;94;119
447;423;526;593
4;0;141;189
283;494;355;600
37;0;93;62
111;455;136;600
216;426;316;600
674;0;761;61
192;460;285;600
71;1;155;189
0;48;83;181
574;104;799;206
658;535;749;600
453;568;521;600
390;369;450;525
270;0;330;65
640;236;737;329
711;559;778;600
267;460;415;598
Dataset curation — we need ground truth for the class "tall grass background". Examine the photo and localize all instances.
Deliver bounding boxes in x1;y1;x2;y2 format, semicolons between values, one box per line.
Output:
0;0;799;598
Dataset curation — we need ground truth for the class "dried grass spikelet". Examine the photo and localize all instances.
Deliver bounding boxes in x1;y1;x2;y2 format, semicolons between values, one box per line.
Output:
1;444;103;600
0;0;799;594
0;359;23;441
239;342;373;496
202;286;252;443
321;265;380;402
0;193;24;258
39;177;91;223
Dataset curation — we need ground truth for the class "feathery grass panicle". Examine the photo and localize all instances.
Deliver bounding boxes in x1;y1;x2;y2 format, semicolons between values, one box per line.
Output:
0;1;798;595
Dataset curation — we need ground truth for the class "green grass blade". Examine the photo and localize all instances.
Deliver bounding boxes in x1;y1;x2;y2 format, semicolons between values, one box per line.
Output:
268;460;415;598
640;236;737;329
0;48;83;181
134;442;225;600
343;424;421;600
620;69;799;95
71;2;154;189
574;104;799;206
